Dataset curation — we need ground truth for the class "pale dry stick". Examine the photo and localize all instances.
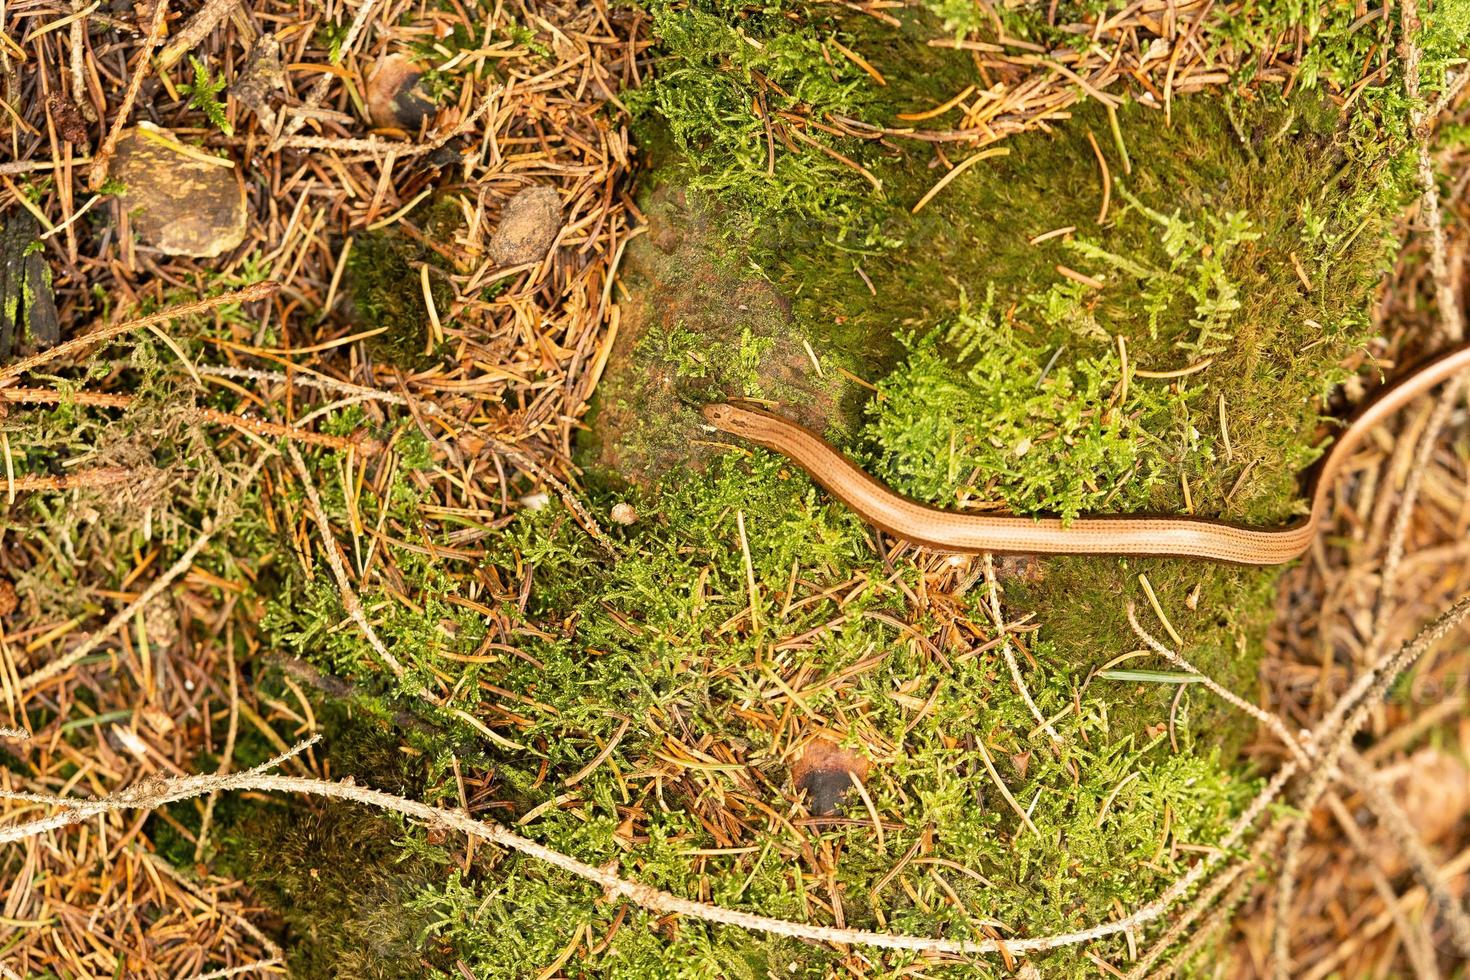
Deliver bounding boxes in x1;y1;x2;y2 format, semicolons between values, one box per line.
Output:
1123;608;1446;975
482;435;612;551
193;642;240;862
189;963;284;980
157;0;240;70
1129;604;1470;964
983;554;1060;742
0;467;135;492
1127;605;1302;757
88;0;171;190
0;158;94;177
271;0;382;146
381;87;502;161
18;457;269;694
0;742;1298;957
0;738;320;842
0;281;280;384
1309;364;1470;744
1303;842;1470;980
275;134;418;154
1122;615;1323;977
1402;0;1465;346
1341;749;1470;956
1273;593;1470;976
1145;859;1261;980
318;86;500;164
284;443;524;751
1130;824;1284;979
1375;377;1466;629
0;386;361;453
284;443;404;679
196;364;444;413
1140;891;1241;978
67;0;96;122
1402;0;1425;107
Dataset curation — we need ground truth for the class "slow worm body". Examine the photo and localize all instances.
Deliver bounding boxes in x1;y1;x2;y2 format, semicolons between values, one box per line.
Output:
702;344;1470;564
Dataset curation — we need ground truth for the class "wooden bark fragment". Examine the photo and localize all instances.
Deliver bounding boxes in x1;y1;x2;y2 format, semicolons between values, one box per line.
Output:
0;214;59;361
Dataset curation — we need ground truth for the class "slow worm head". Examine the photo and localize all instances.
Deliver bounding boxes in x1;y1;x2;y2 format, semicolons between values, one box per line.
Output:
702;343;1470;565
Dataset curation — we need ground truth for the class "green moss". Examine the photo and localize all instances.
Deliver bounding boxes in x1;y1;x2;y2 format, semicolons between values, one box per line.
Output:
346;213;456;368
628;1;889;231
218;800;443;978
845;89;1406;526
603;1;1420;761
202;694;449;978
483;5;1433;972
223;399;1253;975
866;290;1186;519
607;78;1405;736
365;452;1255;977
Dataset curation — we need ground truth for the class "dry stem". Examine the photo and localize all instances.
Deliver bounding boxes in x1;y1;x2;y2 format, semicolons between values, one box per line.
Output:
88;0;172;190
0;281;280;384
0;735;1292;958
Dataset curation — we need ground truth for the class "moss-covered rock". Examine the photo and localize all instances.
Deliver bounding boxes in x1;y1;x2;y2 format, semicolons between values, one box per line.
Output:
593;71;1408;751
584;184;876;485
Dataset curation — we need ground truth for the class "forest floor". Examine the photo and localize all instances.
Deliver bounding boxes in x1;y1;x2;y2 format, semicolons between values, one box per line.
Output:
0;1;1468;978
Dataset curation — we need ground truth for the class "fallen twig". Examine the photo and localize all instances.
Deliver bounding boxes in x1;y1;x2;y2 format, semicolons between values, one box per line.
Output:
0;281;280;384
89;0;172;190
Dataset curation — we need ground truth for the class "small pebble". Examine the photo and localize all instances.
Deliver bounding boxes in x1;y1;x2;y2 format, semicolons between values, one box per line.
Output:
490;186;563;266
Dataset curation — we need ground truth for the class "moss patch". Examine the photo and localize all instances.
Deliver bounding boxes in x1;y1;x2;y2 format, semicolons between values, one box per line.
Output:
374;456;1254;977
196;688;450;977
595;89;1406;745
346;211;457;368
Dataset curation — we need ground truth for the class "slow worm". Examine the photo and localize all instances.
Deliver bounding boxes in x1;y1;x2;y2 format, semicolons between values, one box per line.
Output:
702;344;1470;564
